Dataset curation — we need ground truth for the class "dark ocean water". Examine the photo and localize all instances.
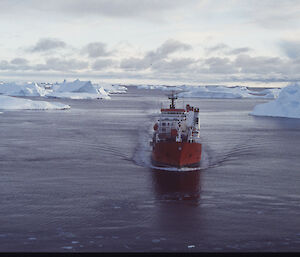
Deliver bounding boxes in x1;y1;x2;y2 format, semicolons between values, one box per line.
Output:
1;87;300;252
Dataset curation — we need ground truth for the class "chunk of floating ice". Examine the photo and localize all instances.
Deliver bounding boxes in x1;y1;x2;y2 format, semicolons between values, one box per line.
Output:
28;237;36;240
188;245;195;248
152;239;160;243
62;246;73;250
0;95;70;110
71;241;79;244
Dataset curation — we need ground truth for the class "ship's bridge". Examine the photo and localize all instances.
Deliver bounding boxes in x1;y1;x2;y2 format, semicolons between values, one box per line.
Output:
159;108;186;121
161;108;185;113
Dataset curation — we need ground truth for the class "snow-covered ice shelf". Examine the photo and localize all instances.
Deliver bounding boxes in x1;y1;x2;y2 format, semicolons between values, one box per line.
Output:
136;84;281;99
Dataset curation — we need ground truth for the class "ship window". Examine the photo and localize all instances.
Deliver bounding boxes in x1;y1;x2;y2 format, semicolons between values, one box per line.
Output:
162;122;166;126
162;128;166;132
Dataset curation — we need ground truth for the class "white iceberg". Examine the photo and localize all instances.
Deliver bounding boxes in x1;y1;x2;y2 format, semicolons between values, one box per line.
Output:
48;79;110;99
0;95;70;110
251;83;300;119
179;85;248;99
53;79;99;94
0;81;47;97
100;83;128;94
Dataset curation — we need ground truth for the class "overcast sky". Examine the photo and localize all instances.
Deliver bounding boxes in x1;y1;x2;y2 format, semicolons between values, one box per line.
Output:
1;0;300;86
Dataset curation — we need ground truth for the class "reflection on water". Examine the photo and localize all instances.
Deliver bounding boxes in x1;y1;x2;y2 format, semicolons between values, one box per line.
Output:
151;169;201;202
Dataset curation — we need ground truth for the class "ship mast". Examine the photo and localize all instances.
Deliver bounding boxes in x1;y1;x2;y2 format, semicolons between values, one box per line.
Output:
168;91;177;109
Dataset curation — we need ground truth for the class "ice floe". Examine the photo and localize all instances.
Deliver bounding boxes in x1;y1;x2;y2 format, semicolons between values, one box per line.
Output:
251;83;300;119
46;92;109;100
0;95;70;110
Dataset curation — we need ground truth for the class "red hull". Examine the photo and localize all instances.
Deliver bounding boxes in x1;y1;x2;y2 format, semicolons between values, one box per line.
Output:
152;142;202;167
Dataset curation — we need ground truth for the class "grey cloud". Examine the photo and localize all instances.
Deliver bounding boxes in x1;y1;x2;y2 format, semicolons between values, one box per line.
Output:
120;58;148;71
206;44;251;56
206;44;229;54
92;59;114;70
35;58;88;71
0;59;31;70
234;54;287;74
82;42;110;58
1;57;88;72
227;47;251;55
0;60;11;70
120;39;192;70
279;40;300;59
30;38;66;52
10;58;29;65
204;57;237;74
152;39;191;59
151;58;196;72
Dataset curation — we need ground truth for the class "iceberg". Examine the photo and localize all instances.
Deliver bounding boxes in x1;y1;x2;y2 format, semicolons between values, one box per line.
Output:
251;83;300;119
47;79;111;99
179;85;248;99
100;83;128;94
251;88;281;99
0;82;47;97
0;95;70;110
53;79;99;94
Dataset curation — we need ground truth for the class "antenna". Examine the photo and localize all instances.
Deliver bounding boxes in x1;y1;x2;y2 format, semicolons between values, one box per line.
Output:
168;91;178;109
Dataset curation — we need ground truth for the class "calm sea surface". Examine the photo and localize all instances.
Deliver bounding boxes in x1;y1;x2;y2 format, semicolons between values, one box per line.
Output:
1;87;300;252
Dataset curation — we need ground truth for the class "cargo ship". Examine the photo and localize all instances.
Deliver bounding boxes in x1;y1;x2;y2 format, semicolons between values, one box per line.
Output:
151;92;202;168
